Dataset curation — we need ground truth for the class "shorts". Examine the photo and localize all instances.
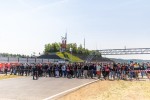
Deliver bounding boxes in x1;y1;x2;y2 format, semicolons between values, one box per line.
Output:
97;71;101;75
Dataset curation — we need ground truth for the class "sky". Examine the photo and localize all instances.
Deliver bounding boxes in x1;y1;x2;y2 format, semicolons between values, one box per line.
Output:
0;0;150;59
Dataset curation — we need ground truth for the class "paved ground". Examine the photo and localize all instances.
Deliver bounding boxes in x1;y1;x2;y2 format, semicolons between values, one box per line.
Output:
0;77;96;100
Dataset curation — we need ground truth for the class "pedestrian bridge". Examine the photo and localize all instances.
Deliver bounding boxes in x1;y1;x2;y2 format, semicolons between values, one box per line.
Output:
97;48;150;55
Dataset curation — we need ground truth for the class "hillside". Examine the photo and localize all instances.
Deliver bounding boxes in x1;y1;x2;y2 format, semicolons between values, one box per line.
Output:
56;52;84;62
56;52;113;63
74;54;114;62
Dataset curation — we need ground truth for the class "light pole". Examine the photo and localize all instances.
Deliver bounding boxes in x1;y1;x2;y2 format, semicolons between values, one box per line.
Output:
70;47;72;62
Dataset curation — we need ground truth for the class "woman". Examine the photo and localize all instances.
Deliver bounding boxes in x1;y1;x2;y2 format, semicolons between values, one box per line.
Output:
96;63;101;79
104;65;110;80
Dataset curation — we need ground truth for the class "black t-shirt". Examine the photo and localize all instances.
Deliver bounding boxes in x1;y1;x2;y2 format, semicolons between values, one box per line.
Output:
89;65;94;70
78;65;81;69
84;65;88;70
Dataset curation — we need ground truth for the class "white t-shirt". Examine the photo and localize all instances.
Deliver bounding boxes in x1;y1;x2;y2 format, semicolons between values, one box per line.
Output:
96;65;101;71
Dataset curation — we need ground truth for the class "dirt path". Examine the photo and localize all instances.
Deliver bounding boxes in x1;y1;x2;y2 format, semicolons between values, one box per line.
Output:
58;80;150;100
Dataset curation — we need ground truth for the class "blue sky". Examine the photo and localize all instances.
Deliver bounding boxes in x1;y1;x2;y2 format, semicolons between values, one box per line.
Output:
0;0;150;59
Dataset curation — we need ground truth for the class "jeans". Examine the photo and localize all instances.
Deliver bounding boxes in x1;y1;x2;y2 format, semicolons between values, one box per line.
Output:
77;69;82;78
62;70;66;77
141;71;145;78
129;71;134;79
110;71;115;79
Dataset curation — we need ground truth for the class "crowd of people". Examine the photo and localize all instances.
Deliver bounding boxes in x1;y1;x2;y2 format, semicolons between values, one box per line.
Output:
3;62;150;81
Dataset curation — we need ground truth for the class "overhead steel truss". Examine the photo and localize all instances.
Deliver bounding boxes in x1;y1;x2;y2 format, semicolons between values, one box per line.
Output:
97;48;150;55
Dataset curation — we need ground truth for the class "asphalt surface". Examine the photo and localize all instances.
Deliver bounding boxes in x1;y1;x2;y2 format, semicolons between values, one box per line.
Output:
0;77;96;100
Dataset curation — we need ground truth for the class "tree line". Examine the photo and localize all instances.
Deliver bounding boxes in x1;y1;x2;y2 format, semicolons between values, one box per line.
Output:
0;53;28;58
44;42;91;55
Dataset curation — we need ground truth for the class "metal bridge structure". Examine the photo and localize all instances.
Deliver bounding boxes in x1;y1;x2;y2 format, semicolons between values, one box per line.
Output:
97;48;150;55
86;48;150;62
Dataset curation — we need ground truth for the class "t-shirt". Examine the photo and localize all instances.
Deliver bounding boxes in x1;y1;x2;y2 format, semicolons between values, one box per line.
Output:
84;65;88;70
96;65;101;71
62;65;66;71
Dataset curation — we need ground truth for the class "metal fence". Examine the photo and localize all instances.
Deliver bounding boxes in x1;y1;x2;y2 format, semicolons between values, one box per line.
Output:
0;57;64;63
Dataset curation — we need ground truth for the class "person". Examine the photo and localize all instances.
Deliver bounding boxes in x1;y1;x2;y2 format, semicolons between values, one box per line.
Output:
124;64;129;80
55;64;59;78
62;64;66;77
47;65;51;77
129;63;134;81
43;64;47;77
121;64;126;80
96;63;101;79
20;64;24;76
145;63;150;80
134;62;140;80
66;64;71;78
109;64;115;80
24;64;28;76
73;64;77;78
70;64;74;78
32;65;38;80
4;66;8;75
10;65;14;75
116;63;121;80
104;65;110;80
59;64;62;77
140;63;145;78
77;63;82;78
89;64;94;79
93;64;97;77
101;65;105;80
83;64;88;79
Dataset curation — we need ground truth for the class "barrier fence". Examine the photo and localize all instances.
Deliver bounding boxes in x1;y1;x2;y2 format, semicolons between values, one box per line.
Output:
0;57;65;63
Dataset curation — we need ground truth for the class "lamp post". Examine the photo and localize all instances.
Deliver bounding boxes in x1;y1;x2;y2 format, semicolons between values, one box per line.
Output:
70;47;72;62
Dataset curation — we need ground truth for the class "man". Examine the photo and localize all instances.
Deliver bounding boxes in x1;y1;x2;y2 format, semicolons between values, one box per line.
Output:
4;66;8;75
55;64;59;78
89;64;94;79
129;63;134;81
83;64;89;79
77;63;82;78
10;65;14;75
62;64;66;77
116;63;121;80
32;65;38;80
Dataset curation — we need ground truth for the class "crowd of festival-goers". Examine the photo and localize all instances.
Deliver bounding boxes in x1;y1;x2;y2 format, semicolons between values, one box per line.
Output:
2;62;150;80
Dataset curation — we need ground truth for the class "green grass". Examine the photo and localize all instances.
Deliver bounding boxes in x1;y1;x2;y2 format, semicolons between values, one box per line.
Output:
0;75;20;80
56;52;84;62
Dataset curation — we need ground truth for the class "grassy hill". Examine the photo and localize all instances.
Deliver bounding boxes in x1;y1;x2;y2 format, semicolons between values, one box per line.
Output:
56;52;84;62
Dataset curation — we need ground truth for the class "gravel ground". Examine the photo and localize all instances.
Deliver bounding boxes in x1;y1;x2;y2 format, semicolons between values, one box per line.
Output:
58;80;150;100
